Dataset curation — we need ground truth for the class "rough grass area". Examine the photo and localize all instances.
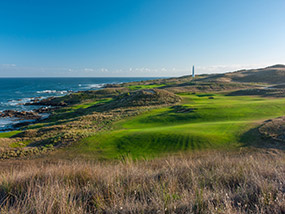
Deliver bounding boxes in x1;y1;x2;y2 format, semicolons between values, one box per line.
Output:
73;94;285;159
0;150;284;214
32;87;128;106
101;89;181;110
127;84;166;90
199;64;285;84
259;116;285;147
71;98;112;109
44;98;112;122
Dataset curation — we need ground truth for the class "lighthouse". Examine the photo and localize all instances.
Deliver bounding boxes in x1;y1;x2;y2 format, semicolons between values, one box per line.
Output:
192;65;195;78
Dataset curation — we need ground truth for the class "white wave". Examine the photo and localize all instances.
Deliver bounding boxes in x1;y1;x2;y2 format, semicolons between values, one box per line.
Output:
36;90;68;94
0;118;18;128
39;113;50;120
0;97;47;113
37;90;56;94
0;112;49;130
83;83;105;89
5;98;32;106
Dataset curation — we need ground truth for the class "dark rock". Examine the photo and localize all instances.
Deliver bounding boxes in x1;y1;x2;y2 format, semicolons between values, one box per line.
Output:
13;121;34;128
34;106;55;113
0;110;41;120
26;97;68;107
31;98;40;102
103;83;121;88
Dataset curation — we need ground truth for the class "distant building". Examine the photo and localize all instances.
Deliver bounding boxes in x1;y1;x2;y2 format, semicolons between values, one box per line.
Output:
192;65;195;78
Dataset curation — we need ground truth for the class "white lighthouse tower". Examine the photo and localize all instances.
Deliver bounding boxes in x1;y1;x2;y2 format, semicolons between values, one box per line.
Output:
192;65;195;78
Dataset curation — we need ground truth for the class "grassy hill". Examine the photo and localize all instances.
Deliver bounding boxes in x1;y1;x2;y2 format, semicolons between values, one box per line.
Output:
68;93;285;159
200;64;285;84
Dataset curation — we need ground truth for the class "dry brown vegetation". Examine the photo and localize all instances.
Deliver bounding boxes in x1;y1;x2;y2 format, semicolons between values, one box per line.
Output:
0;149;284;214
200;65;285;84
259;116;285;149
104;89;181;109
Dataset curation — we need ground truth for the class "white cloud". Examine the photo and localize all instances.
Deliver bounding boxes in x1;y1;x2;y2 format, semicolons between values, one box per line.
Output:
83;68;95;72
100;68;108;72
1;64;16;68
134;68;152;73
196;64;268;74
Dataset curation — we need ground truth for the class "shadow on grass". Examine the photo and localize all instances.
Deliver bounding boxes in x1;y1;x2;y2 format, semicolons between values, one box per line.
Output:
196;94;215;97
134;109;201;125
240;125;285;150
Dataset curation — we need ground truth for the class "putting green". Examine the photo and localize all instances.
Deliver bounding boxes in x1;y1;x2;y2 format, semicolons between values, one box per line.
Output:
75;94;285;159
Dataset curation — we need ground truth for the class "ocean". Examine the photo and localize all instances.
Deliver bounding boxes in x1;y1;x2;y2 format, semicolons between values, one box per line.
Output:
0;77;160;131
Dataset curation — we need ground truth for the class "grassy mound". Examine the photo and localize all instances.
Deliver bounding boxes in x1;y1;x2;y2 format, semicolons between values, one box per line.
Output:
32;87;128;106
259;116;285;143
202;64;285;84
103;89;181;109
163;81;251;93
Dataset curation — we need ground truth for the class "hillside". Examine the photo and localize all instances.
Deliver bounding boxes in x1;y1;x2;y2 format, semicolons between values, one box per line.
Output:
200;64;285;84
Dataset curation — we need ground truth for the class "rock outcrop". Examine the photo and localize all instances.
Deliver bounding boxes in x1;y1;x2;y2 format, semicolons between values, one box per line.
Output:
0;110;41;120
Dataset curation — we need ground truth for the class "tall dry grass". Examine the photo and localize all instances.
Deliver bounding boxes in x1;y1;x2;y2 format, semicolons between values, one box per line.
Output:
0;149;284;213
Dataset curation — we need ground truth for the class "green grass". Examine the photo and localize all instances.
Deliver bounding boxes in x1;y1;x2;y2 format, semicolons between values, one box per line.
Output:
0;131;21;138
9;140;30;148
71;98;112;110
127;84;166;90
70;94;285;159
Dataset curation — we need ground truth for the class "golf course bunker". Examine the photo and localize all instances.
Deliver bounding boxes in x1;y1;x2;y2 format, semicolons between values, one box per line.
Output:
259;116;285;142
109;89;181;108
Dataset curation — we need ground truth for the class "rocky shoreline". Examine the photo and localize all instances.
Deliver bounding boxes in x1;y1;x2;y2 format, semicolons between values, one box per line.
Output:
0;87;107;132
0;110;41;120
0;97;59;131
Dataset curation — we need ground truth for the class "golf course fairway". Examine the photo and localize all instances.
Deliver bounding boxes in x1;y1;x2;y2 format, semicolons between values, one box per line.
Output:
72;93;285;159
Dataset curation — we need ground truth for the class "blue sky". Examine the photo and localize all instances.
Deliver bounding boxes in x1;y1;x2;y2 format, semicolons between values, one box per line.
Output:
0;0;284;77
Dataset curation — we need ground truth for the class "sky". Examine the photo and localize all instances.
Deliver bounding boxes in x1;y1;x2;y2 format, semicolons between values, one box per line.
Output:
0;0;284;77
